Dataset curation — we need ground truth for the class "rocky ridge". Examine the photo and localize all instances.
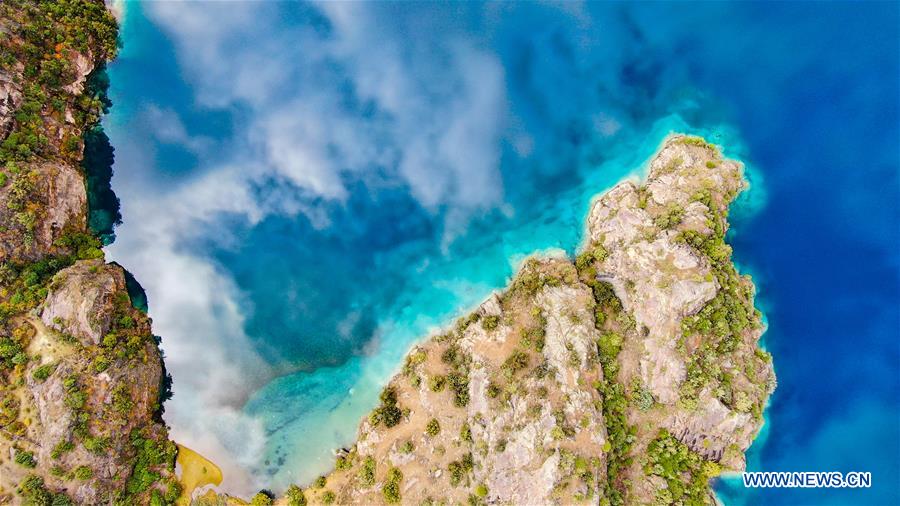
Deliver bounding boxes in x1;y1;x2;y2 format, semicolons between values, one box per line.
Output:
0;2;178;504
273;135;774;506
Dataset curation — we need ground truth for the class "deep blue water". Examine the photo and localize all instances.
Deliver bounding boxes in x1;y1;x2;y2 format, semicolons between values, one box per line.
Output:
103;1;898;502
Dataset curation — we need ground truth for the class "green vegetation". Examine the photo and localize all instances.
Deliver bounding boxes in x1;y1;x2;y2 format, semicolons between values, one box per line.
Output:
285;485;307;506
321;491;335;504
576;250;635;506
0;0;117;165
17;475;72;505
644;430;719;505
677;136;717;151
630;379;655;411
122;431;178;499
675;189;764;412
382;467;403;504
439;343;471;407
358;456;376;486
429;374;447;392
73;465;93;480
370;386;403;428
31;362;56;381
250;492;274;506
0;324;30;371
575;244;609;272
51;440;74;459
481;314;500;331
460;422;473;444
448;453;475;487
448;372;470;407
402;349;427;377
501;350;530;379
334;453;352;471
426;418;441;437
14;449;37;468
654;205;684;230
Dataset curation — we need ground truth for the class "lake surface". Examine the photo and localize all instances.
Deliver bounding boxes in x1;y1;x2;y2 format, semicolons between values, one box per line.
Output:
104;1;898;502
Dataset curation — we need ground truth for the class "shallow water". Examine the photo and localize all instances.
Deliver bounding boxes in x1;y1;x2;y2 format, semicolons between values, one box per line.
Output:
104;1;898;502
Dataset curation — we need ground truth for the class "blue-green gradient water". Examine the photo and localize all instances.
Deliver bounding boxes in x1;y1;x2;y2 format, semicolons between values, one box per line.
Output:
103;1;898;503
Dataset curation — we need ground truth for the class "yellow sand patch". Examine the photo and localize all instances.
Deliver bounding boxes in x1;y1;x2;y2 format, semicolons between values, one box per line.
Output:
176;444;223;505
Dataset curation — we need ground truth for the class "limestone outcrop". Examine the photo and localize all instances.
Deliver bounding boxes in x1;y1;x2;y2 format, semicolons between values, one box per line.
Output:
41;259;125;347
0;3;179;504
289;135;774;506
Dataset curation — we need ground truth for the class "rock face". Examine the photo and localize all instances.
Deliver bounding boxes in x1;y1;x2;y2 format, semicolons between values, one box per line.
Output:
1;261;174;504
0;68;22;140
0;3;179;504
322;259;608;505
0;161;89;262
41;259;124;347
293;135;774;506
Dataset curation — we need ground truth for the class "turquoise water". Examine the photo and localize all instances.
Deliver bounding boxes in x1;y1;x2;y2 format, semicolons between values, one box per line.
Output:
103;1;898;502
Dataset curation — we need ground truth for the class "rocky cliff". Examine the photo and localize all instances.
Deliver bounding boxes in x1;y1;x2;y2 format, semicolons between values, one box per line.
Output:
275;136;774;506
0;2;177;504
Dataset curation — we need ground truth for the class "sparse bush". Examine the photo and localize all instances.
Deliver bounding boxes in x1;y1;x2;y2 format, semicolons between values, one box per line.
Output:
359;456;376;486
429;375;447;392
426;418;441;437
31;362;55;381
73;466;93;480
14;449;36;468
481;315;500;331
382;467;403;504
250;491;274;506
285;484;307;506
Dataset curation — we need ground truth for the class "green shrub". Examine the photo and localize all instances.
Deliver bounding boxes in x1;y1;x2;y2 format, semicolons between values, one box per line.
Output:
448;453;474;487
73;466;93;480
335;454;352;471
460;423;473;443
250;492;274;506
382;467;403;504
285;485;307;506
14;449;37;468
429;375;447;392
654;206;684;230
644;430;716;504
370;386;403;428
501;350;529;379
321;491;335;504
481;315;500;331
448;372;470;407
425;418;441;437
359;456;376;486
31;362;56;381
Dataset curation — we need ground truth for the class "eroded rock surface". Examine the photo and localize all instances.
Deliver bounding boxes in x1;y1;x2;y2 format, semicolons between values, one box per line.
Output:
1;261;176;504
289;136;774;506
0;68;22;140
41;258;123;347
